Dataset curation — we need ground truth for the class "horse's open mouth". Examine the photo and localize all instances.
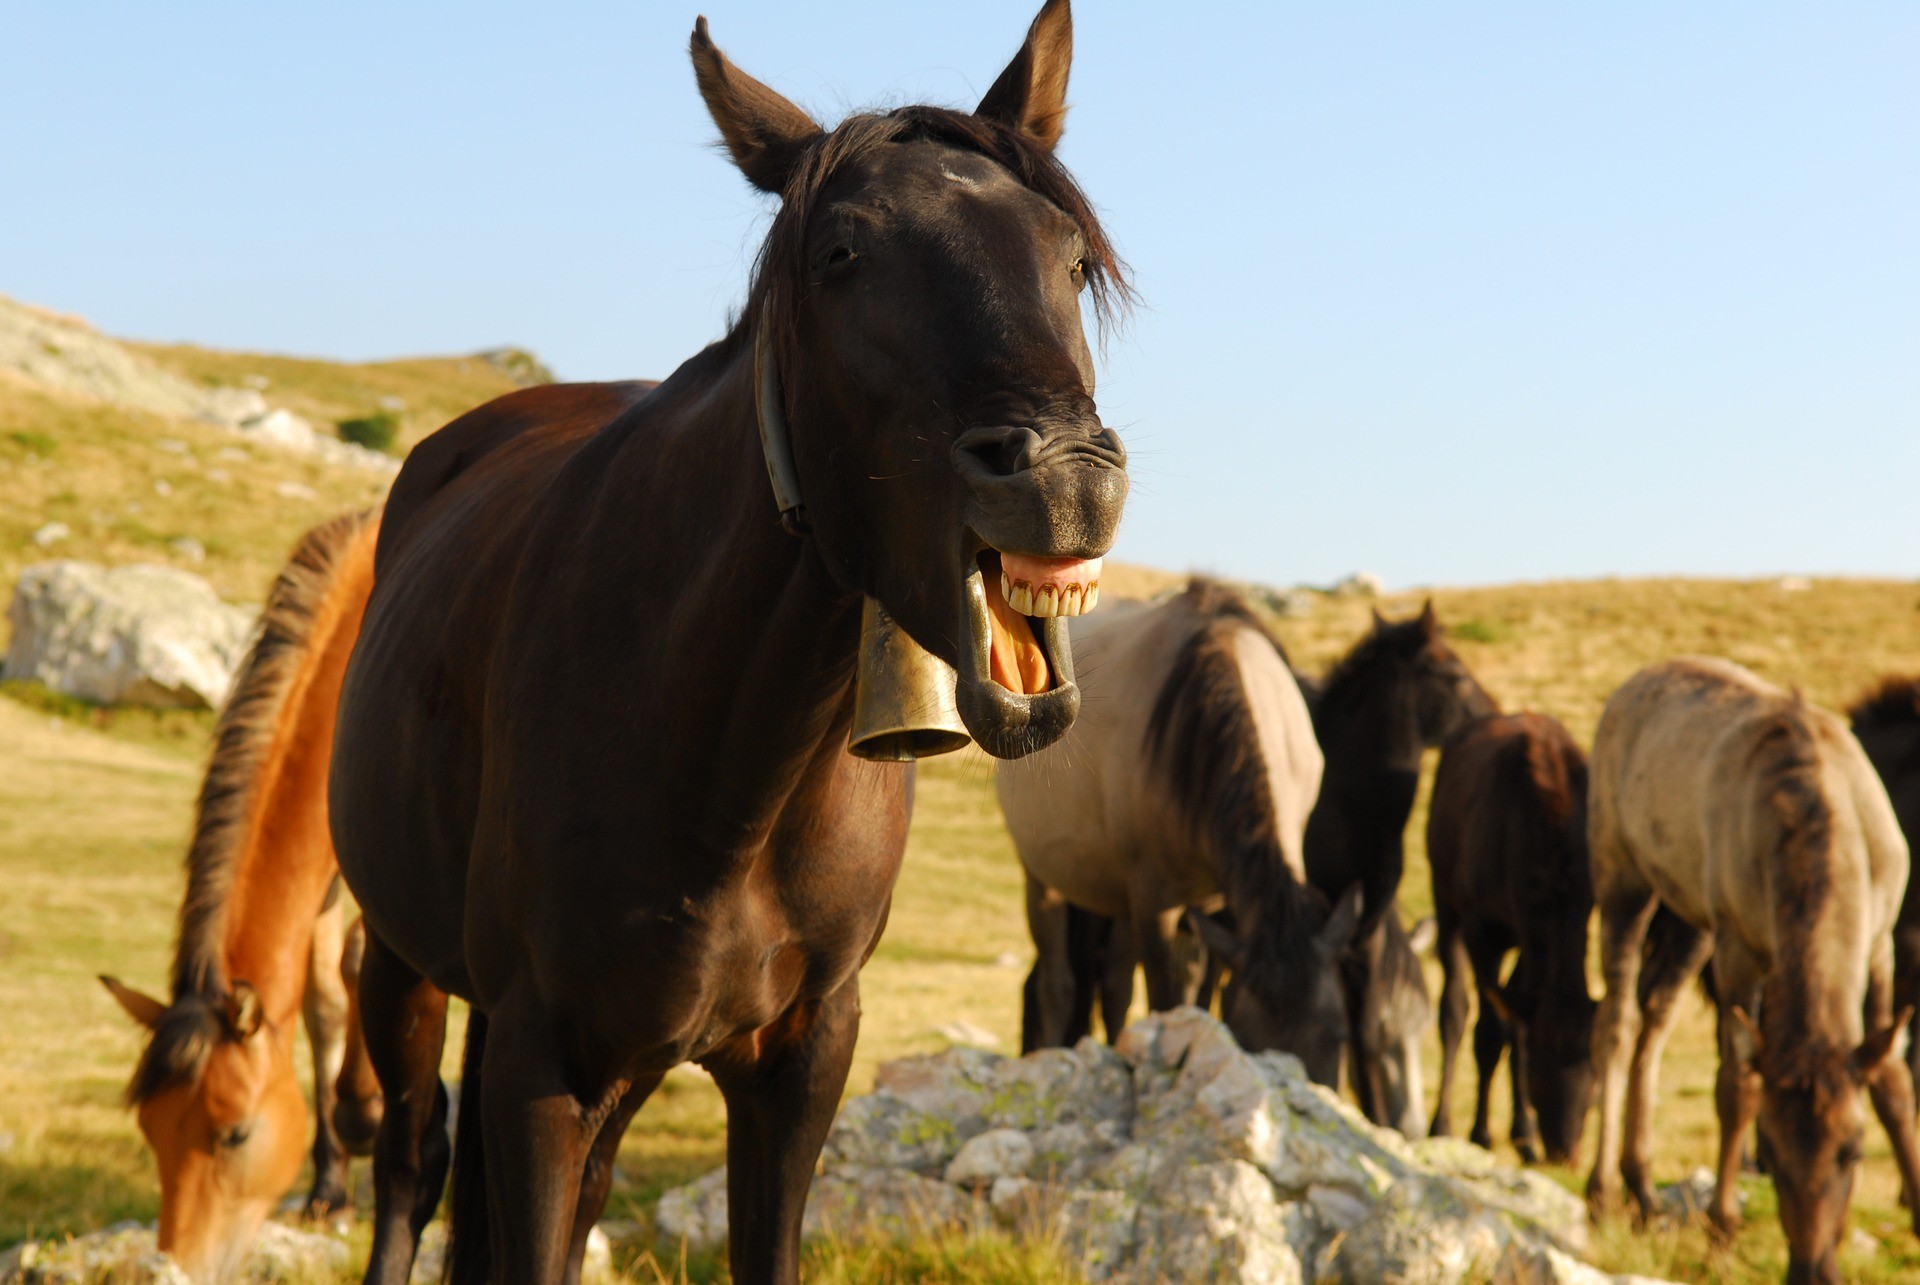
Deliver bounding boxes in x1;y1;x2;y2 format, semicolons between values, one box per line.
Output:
954;550;1099;758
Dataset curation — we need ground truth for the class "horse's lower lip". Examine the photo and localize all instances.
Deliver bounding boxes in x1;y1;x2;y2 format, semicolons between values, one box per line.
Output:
953;566;1081;760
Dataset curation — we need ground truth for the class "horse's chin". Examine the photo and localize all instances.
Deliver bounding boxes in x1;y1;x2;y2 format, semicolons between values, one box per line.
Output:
954;562;1081;760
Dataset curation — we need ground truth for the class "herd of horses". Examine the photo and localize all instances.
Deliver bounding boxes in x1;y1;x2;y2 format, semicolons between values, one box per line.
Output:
74;4;1920;1283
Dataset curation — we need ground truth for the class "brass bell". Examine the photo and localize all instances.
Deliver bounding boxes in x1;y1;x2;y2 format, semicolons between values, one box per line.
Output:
848;597;971;761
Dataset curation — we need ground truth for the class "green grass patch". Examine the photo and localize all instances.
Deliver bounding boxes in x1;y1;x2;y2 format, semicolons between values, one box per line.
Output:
336;410;400;454
1449;617;1516;645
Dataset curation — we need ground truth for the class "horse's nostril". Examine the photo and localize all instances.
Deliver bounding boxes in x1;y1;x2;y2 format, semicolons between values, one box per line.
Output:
955;426;1044;478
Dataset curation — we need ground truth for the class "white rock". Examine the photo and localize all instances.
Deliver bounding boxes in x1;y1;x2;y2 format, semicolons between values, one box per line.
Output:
945;1127;1034;1185
5;561;255;707
275;480;319;500
1492;1240;1616;1285
651;1008;1661;1284
1332;570;1385;598
29;521;69;548
169;537;206;563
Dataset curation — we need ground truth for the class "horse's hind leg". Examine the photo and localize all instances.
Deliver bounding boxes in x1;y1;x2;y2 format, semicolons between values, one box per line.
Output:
1463;931;1516;1157
335;916;384;1157
302;890;352;1218
1622;912;1711;1219
1099;915;1138;1041
1585;881;1657;1217
1430;907;1471;1139
706;978;863;1285
1861;935;1920;1228
359;927;451;1285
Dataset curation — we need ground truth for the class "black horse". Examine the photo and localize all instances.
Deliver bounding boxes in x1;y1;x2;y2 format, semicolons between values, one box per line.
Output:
1852;676;1920;1090
1301;602;1498;1133
1427;711;1597;1164
328;5;1130;1282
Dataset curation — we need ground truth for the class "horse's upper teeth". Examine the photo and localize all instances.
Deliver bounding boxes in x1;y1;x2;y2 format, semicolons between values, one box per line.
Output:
997;568;1102;618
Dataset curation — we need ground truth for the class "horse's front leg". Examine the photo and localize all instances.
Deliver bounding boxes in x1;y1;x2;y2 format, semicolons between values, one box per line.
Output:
1861;935;1920;1227
1586;882;1657;1217
1623;914;1713;1218
475;1001;603;1284
1708;944;1764;1240
303;891;352;1218
1022;875;1079;1051
705;979;862;1285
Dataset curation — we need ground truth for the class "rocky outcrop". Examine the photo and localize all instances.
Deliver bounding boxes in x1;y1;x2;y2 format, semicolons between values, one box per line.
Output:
0;1221;346;1284
5;562;255;708
655;1009;1674;1285
0;294;394;473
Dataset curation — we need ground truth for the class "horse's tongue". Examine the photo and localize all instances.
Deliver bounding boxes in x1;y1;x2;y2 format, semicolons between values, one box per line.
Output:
986;574;1050;695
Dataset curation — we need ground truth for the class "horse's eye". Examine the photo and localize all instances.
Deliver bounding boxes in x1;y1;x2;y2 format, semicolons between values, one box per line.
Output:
817;244;859;276
1069;257;1087;290
216;1123;253;1150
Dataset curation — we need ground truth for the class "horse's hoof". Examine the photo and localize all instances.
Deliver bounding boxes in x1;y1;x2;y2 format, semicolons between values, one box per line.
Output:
1470;1128;1494;1152
1515;1138;1542;1166
1585;1180;1615;1221
1708;1208;1740;1243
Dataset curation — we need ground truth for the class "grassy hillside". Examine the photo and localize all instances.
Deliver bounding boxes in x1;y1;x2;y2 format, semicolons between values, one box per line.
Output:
3;309;1920;1280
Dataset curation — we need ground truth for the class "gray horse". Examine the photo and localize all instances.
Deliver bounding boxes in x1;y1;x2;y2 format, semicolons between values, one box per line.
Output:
999;579;1359;1085
1586;658;1920;1285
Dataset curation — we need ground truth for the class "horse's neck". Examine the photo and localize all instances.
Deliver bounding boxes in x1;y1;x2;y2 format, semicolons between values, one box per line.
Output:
1315;674;1422;783
216;561;372;1024
577;350;871;846
1765;831;1873;1052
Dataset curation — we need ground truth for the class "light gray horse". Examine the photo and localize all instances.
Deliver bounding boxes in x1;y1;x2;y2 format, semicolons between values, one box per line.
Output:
1586;657;1920;1285
999;579;1360;1085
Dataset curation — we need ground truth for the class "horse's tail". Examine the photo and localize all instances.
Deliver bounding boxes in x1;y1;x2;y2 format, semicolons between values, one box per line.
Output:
1145;582;1315;931
446;1008;491;1285
166;507;381;1003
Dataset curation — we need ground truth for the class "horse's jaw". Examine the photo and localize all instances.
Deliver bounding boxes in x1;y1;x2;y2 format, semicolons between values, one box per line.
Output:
954;561;1083;759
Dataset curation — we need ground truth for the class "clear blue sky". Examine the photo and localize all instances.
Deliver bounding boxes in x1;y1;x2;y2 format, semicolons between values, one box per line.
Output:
6;3;1915;587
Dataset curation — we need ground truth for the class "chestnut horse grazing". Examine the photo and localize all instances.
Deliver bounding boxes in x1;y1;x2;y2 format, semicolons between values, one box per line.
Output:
101;509;380;1282
327;5;1129;1281
1001;580;1359;1085
1427;711;1596;1164
1850;676;1920;1092
1586;658;1920;1285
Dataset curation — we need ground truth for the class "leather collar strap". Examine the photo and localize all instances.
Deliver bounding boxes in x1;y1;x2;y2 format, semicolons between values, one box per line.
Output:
752;297;809;537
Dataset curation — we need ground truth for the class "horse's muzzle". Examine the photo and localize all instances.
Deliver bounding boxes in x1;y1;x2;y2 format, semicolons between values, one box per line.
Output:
953;420;1128;561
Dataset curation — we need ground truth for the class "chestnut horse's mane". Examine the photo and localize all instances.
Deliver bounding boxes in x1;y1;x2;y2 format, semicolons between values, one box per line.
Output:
744;104;1134;381
129;508;377;1104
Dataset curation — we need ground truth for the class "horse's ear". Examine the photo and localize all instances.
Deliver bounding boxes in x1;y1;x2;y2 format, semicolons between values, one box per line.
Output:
1318;884;1365;954
225;982;263;1039
690;16;823;195
1851;1007;1913;1081
1407;916;1438;956
976;0;1073;152
1418;599;1438;635
1186;908;1246;972
1370;606;1388;629
101;975;166;1030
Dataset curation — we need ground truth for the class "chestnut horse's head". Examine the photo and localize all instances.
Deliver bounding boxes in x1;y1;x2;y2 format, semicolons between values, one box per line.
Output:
102;976;308;1283
693;0;1129;759
1742;1005;1908;1285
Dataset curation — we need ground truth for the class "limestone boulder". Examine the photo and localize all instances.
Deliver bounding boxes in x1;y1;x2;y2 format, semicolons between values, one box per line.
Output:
5;561;256;708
